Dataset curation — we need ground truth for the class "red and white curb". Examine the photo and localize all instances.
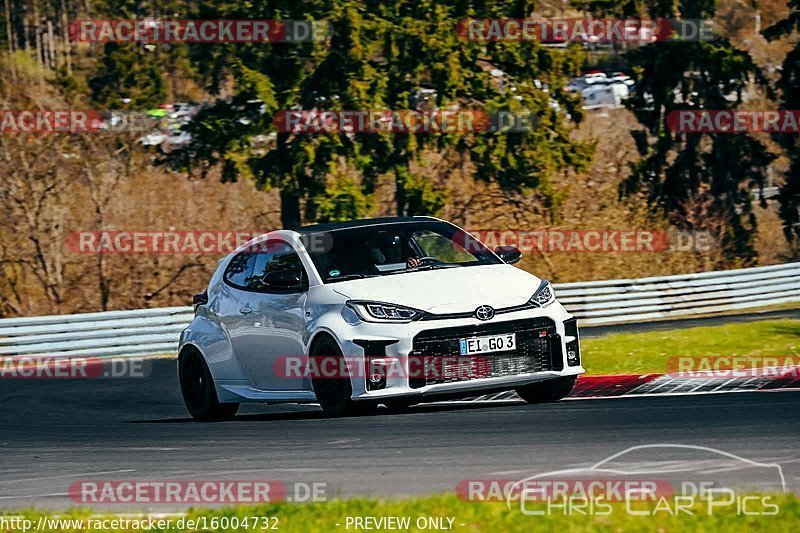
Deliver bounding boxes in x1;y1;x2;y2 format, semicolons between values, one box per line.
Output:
453;367;800;403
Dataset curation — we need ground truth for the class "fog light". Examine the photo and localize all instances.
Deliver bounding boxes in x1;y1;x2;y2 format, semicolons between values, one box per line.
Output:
563;317;580;367
353;339;398;391
367;358;388;390
567;350;578;366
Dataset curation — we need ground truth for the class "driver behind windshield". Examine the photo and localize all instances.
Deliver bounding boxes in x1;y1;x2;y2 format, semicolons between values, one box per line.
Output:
307;221;502;282
366;233;419;270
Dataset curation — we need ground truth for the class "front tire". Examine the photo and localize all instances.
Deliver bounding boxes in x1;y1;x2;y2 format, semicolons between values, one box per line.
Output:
311;337;375;417
515;376;576;404
179;349;239;421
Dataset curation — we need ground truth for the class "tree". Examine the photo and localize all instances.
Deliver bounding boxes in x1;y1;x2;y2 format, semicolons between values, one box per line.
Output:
85;0;199;108
593;0;775;264
169;0;593;228
764;0;800;254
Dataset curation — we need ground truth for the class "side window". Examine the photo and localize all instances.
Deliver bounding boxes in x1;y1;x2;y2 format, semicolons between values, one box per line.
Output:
236;241;307;292
223;252;258;288
247;251;272;290
266;244;305;279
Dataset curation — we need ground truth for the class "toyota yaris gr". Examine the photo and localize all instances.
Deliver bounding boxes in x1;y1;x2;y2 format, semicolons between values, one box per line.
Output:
178;216;584;420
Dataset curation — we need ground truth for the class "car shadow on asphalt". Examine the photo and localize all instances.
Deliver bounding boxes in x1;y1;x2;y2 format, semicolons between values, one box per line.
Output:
128;400;524;424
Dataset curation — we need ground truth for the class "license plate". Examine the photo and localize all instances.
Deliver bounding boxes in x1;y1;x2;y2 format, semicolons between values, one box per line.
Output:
459;333;516;355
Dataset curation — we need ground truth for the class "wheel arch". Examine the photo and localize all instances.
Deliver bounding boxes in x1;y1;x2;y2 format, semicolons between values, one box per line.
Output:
176;342;207;378
307;329;343;356
178;342;203;360
306;328;366;399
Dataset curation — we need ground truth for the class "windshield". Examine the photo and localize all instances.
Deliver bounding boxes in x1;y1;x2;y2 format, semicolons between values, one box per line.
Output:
304;221;501;283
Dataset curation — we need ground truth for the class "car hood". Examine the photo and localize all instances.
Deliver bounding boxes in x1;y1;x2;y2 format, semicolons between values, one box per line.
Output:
330;264;540;314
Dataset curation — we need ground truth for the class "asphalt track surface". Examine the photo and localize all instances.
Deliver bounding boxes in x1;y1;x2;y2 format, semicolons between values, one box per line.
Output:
1;312;799;510
1;362;799;510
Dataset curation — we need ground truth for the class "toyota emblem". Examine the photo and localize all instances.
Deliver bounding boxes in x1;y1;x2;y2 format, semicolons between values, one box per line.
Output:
475;305;495;321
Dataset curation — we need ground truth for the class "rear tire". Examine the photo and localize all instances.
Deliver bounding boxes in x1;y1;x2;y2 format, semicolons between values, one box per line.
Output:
515;376;576;404
179;349;239;421
311;337;376;417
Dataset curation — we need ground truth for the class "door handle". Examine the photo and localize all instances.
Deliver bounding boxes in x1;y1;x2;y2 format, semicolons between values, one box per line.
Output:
239;305;252;315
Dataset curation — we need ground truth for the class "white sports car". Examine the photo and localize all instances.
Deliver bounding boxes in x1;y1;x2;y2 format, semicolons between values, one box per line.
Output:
178;216;584;420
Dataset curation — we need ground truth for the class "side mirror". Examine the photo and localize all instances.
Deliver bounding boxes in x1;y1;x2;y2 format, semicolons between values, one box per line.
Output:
192;290;208;306
494;245;522;264
263;270;304;290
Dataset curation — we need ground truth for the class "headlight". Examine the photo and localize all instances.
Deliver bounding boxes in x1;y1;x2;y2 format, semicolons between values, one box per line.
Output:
530;280;555;307
346;301;424;323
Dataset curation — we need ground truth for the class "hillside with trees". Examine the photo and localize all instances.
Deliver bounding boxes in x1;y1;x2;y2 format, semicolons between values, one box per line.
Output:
0;0;798;317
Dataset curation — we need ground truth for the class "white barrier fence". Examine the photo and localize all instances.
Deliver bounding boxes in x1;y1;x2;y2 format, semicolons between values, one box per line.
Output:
558;261;800;325
1;262;799;358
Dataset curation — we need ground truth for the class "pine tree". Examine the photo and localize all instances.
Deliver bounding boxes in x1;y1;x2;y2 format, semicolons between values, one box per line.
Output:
169;0;593;228
764;0;800;254
609;0;774;264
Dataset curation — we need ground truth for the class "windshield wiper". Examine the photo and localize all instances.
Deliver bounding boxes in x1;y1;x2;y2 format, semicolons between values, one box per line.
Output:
325;274;380;283
326;273;373;282
414;263;461;271
383;263;461;275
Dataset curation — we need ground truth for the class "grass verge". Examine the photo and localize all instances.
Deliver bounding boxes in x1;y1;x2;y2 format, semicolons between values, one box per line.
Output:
5;493;798;532
582;319;800;376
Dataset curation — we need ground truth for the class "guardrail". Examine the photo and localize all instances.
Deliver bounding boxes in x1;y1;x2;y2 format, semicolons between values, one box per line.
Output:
0;307;193;358
557;261;800;325
1;262;799;358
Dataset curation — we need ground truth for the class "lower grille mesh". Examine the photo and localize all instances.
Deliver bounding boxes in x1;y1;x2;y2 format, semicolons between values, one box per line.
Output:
408;319;556;388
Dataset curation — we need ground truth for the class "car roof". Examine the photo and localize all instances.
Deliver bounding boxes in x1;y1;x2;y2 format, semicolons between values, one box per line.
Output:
296;216;442;234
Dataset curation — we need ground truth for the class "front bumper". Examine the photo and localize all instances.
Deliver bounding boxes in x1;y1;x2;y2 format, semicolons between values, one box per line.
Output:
337;304;584;400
